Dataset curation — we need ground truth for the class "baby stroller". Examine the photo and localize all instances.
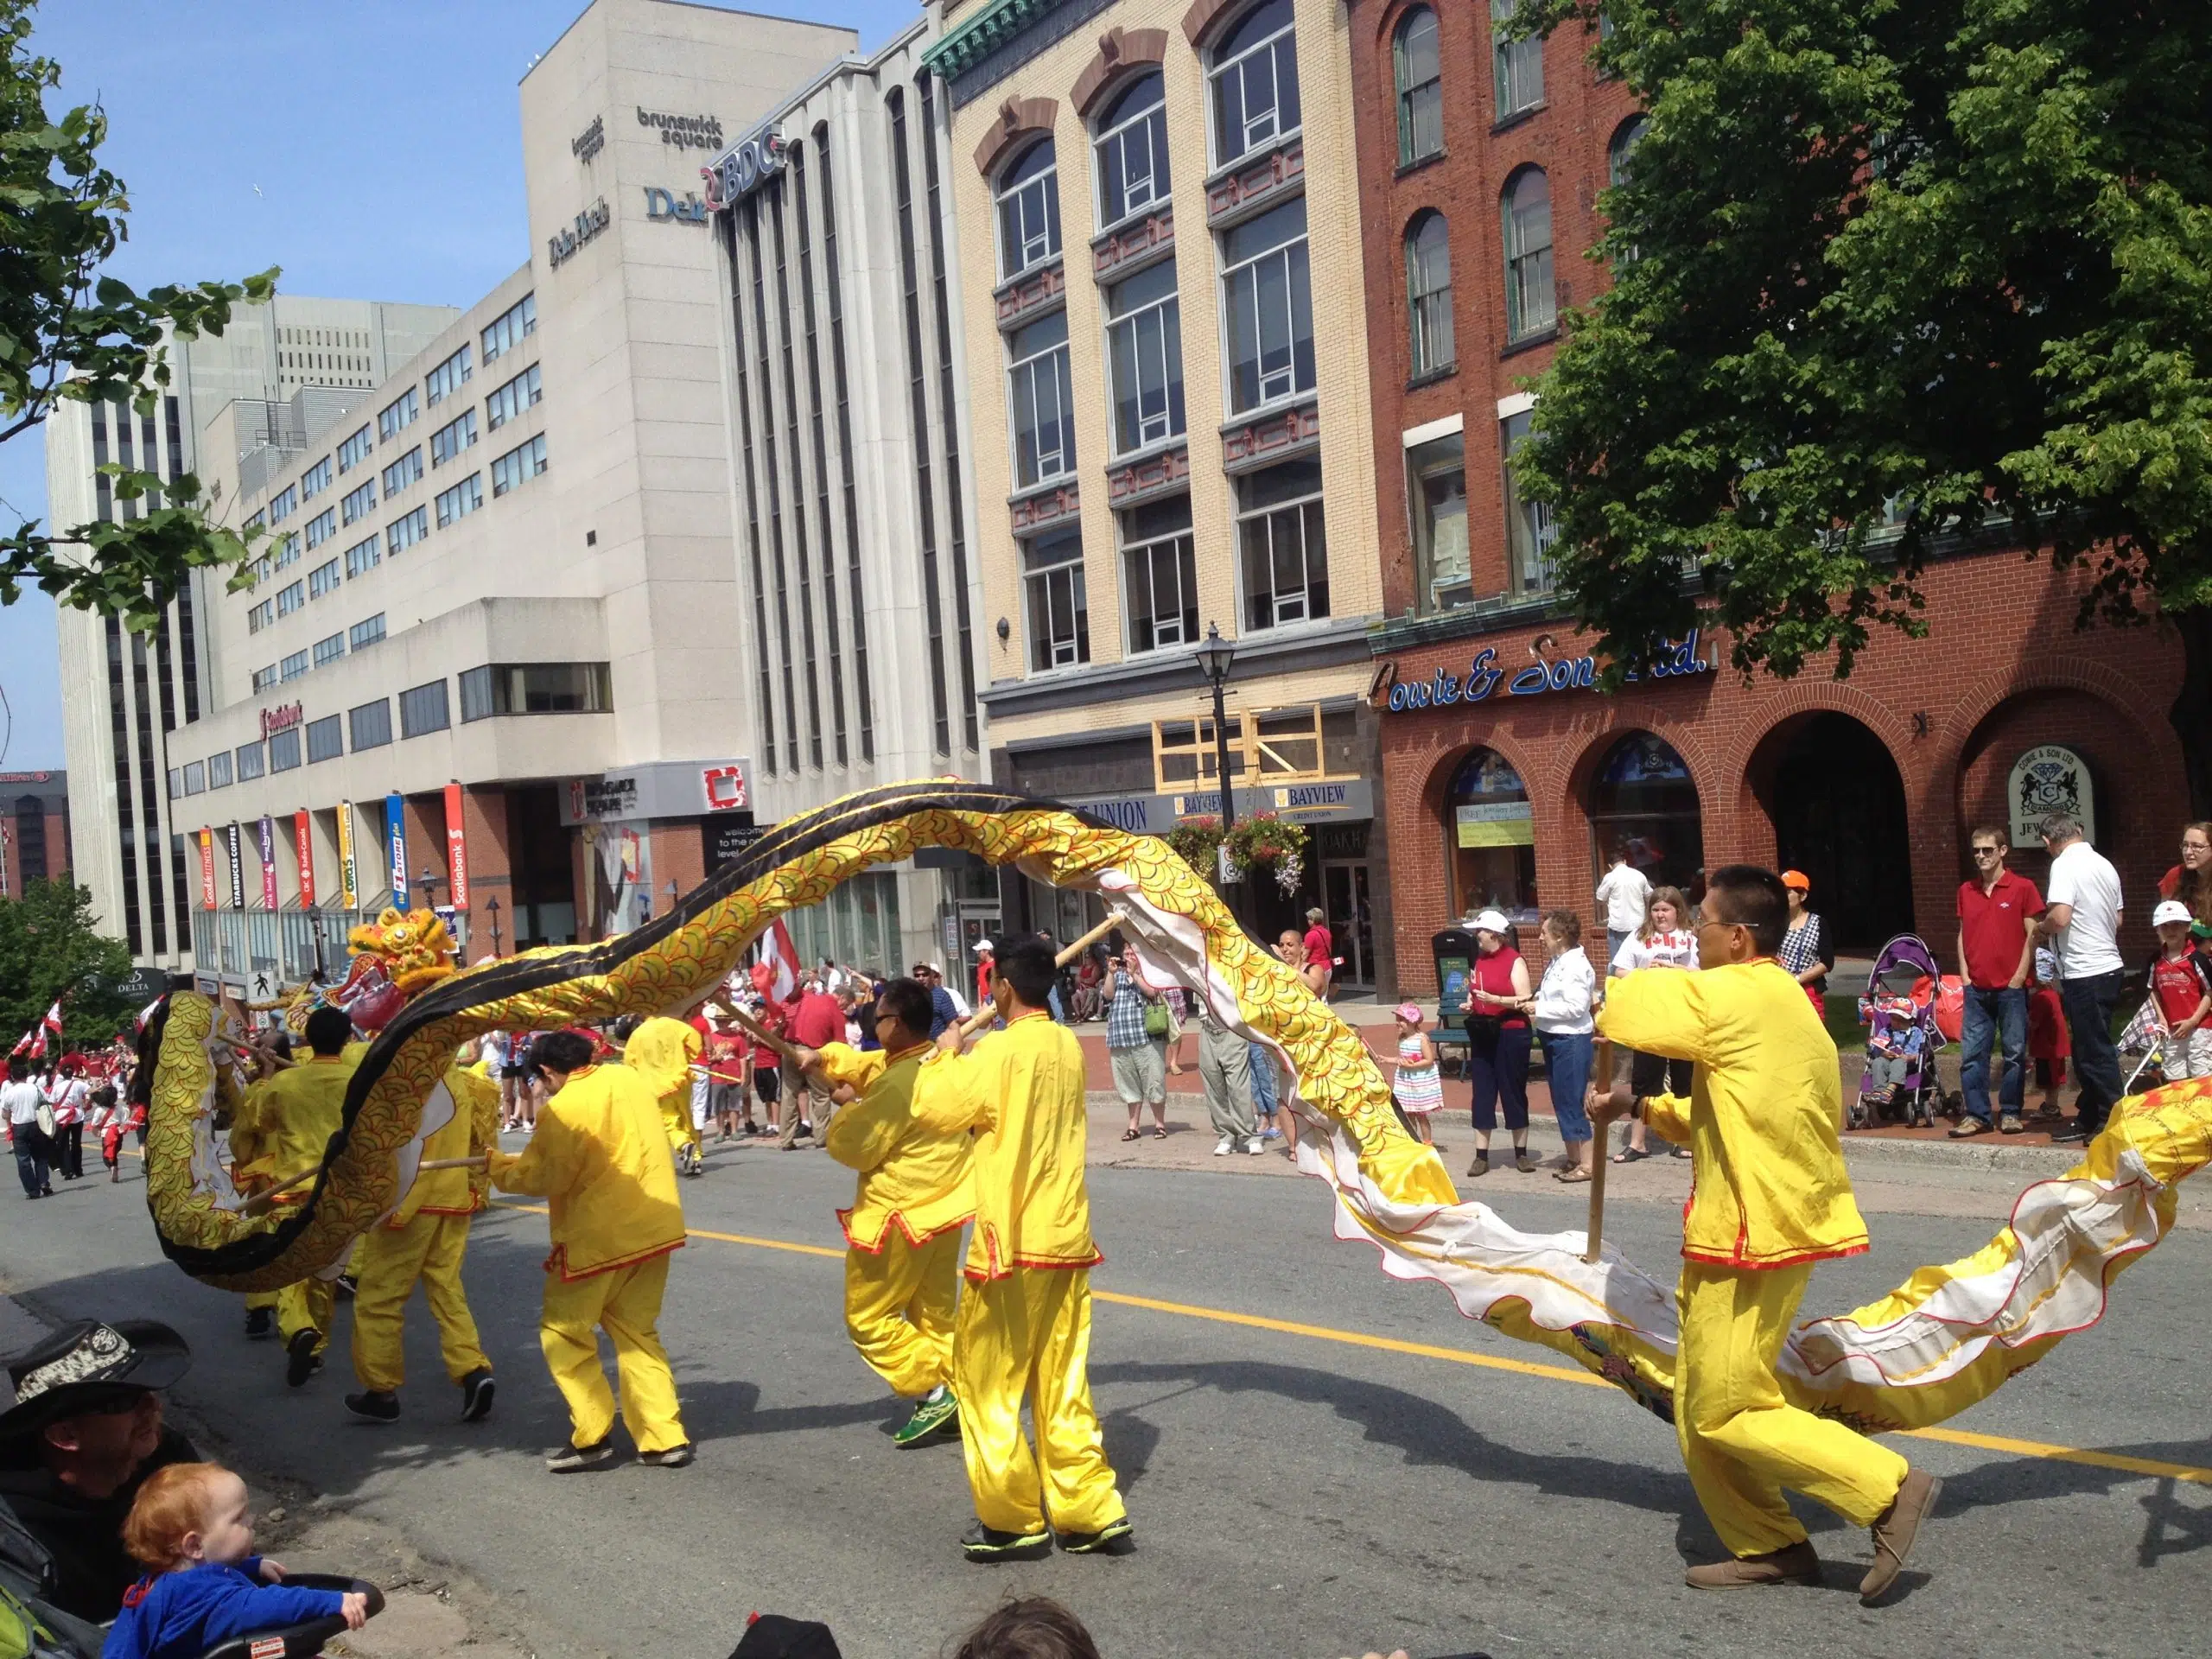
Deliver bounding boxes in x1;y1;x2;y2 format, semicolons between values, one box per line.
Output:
1852;934;1951;1129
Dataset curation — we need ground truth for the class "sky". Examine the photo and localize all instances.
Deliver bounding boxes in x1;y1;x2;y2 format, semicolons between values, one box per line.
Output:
0;0;918;770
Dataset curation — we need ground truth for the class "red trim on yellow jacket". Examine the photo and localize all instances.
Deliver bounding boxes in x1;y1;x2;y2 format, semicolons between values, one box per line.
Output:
543;1236;685;1281
836;1205;969;1254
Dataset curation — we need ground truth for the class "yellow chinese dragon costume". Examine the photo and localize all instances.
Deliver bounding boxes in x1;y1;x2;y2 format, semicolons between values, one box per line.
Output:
138;781;2212;1435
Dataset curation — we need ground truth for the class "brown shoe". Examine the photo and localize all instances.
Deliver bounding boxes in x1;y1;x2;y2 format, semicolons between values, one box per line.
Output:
1860;1468;1942;1603
1684;1541;1821;1589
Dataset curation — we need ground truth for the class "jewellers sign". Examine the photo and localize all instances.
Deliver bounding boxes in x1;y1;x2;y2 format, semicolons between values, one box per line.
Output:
559;758;753;826
1382;631;1715;714
703;123;787;209
548;198;611;269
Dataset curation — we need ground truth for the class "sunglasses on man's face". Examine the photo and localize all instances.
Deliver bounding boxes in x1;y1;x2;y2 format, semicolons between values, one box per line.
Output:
1973;845;2002;857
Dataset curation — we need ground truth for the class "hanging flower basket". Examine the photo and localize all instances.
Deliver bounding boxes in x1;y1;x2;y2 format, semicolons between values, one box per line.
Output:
1166;816;1225;874
1224;815;1310;895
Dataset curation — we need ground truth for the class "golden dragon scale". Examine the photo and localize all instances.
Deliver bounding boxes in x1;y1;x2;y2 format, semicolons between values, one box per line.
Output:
143;781;2212;1431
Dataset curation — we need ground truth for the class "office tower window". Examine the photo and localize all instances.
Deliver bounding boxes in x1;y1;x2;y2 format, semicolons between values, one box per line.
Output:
378;387;419;442
386;506;429;554
490;434;547;497
301;456;332;498
1022;526;1089;670
1236;458;1330;631
481;293;536;362
1007;310;1076;489
308;559;340;599
268;483;297;523
270;728;302;771
1221;195;1315;412
344;534;379;578
1095;71;1169;229
237;741;266;780
1121;493;1198;654
348;697;392;750
279;648;309;680
207;750;232;788
994;137;1061;281
399;678;450;737
275;581;305;617
1210;0;1300;167
312;632;345;668
433;474;482;527
381;446;423;496
425;345;472;404
306;715;343;763
250;664;276;691
340;480;375;524
337;423;373;473
430;408;479;467
486;363;542;429
349;613;386;650
1105;257;1185;454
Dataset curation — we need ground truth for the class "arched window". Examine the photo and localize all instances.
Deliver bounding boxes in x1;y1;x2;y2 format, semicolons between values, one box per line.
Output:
1209;0;1300;168
1405;211;1454;377
1587;732;1704;898
1095;71;1169;228
1492;0;1544;118
1501;165;1554;340
1394;7;1442;166
1607;113;1646;186
995;137;1062;282
1448;747;1535;919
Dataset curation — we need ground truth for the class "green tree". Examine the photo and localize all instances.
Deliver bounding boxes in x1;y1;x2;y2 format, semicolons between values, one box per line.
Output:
0;0;274;631
0;876;134;1050
1515;1;2212;811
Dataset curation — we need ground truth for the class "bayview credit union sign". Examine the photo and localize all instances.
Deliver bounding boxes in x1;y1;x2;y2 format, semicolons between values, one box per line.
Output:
1381;631;1716;714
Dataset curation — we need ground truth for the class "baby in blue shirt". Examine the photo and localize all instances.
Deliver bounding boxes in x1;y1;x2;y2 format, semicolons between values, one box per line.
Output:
103;1463;367;1659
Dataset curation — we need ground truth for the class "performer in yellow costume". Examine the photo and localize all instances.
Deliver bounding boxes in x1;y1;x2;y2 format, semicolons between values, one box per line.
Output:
622;1013;706;1178
226;1055;283;1344
236;1007;360;1389
343;1049;500;1425
1595;865;1941;1602
804;976;974;1449
488;1028;693;1471
915;937;1130;1562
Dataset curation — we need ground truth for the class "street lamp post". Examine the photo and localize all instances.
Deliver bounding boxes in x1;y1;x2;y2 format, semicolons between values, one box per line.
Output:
485;894;504;957
1193;623;1240;920
416;867;441;912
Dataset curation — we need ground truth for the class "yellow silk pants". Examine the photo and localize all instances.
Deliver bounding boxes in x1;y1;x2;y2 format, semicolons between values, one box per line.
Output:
1675;1261;1910;1557
844;1230;960;1399
952;1268;1124;1536
540;1253;687;1454
245;1291;279;1313
351;1215;488;1393
276;1277;335;1355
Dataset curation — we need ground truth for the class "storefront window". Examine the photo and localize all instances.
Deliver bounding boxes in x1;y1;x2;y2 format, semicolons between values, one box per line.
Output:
1447;747;1536;921
1587;731;1705;901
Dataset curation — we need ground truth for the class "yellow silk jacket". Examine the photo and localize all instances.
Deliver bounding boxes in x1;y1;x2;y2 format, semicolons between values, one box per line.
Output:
390;1064;500;1226
1598;958;1870;1270
912;1011;1099;1281
490;1062;685;1279
823;1042;975;1251
235;1053;359;1201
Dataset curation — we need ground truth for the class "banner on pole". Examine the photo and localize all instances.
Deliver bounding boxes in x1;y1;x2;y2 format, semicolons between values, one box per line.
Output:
294;810;316;909
386;793;409;910
443;783;469;909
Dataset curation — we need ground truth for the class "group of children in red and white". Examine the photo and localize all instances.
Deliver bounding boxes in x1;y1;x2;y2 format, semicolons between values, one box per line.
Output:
4;1045;140;1198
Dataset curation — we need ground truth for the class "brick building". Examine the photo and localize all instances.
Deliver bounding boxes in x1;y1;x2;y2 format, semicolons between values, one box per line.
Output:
0;772;73;899
1344;3;2192;995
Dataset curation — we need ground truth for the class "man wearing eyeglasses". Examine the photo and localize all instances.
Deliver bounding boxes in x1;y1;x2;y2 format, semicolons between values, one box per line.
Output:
1954;826;2044;1136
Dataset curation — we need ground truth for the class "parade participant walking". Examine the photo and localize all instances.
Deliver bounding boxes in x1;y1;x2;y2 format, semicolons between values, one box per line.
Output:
1955;827;2043;1136
2037;813;2126;1141
238;1007;360;1387
488;1029;692;1471
626;1013;707;1175
344;1054;499;1426
1595;866;1939;1600
810;976;974;1447
915;937;1131;1561
4;1055;52;1198
49;1061;86;1182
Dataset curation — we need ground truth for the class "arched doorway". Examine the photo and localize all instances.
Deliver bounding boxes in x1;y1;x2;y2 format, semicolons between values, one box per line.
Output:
1446;747;1537;921
1587;732;1704;899
1763;713;1912;949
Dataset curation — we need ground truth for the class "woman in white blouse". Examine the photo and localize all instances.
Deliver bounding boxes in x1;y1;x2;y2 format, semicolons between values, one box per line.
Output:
1530;911;1600;1182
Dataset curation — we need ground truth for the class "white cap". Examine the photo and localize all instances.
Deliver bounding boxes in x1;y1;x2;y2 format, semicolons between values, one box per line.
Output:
974;938;995;953
1472;908;1511;936
2153;899;2196;928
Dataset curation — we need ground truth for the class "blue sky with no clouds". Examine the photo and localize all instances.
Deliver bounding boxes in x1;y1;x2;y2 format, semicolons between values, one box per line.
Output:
0;0;918;770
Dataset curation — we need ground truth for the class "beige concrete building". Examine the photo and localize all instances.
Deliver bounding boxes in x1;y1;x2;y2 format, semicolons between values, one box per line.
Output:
57;0;855;988
922;0;1390;976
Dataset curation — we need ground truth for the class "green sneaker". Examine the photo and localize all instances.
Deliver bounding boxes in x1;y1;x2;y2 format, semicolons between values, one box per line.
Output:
1058;1516;1135;1555
961;1521;1053;1563
894;1387;960;1447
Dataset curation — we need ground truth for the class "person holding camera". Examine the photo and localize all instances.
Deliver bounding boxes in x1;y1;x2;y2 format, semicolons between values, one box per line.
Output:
1103;950;1169;1141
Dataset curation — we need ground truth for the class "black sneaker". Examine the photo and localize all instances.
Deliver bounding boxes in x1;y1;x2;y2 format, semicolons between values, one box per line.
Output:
638;1443;693;1468
545;1438;616;1473
244;1306;274;1340
460;1368;496;1422
336;1273;359;1299
1058;1517;1135;1555
961;1521;1053;1563
284;1329;321;1388
344;1389;400;1423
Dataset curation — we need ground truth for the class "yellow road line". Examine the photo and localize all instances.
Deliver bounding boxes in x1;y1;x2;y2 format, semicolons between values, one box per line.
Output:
489;1204;2212;1488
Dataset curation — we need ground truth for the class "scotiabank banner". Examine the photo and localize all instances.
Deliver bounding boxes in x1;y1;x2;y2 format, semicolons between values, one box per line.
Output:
196;830;217;910
443;783;469;909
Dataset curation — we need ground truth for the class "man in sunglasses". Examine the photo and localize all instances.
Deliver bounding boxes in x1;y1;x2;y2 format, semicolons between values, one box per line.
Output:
1594;866;1939;1604
1955;826;2044;1136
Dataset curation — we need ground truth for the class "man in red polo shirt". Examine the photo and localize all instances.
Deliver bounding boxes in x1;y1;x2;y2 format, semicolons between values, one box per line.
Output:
784;972;849;1150
1955;824;2044;1136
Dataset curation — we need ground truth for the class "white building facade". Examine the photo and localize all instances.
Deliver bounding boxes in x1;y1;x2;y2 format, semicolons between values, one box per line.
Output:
57;0;856;988
707;16;998;976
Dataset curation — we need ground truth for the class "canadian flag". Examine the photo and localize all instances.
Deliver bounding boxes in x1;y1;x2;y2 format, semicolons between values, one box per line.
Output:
750;917;799;1003
13;999;62;1059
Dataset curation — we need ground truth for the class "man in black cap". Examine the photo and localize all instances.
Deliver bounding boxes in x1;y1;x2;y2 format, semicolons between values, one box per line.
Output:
0;1321;197;1622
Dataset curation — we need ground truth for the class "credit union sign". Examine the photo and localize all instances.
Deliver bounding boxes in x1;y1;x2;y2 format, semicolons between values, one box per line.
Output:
1066;779;1374;836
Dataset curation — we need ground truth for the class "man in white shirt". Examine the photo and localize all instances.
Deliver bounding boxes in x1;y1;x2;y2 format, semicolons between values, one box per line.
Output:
4;1057;54;1199
1595;849;1653;966
2036;813;2126;1141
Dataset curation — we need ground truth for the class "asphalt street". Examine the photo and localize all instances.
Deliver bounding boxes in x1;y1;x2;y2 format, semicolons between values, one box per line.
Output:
6;1133;2211;1659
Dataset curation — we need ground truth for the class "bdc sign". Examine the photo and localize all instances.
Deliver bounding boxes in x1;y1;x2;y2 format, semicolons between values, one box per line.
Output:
702;124;787;211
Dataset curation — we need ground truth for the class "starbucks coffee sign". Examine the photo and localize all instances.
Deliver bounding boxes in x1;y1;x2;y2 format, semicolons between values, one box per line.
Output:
2009;744;2095;849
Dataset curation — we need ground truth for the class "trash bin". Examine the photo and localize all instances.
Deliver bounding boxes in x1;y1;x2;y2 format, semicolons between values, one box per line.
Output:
1432;926;1478;1076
